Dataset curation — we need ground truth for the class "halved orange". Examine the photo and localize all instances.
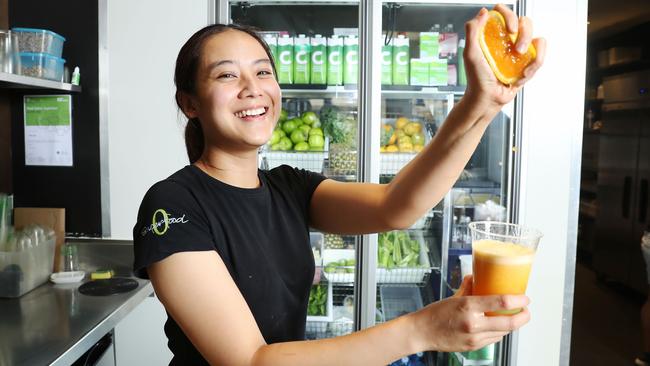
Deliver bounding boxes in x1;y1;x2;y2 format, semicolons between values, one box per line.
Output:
479;10;536;85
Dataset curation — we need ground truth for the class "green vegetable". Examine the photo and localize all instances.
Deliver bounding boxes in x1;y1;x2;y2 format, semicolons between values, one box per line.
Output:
307;284;328;316
320;106;356;146
377;230;421;268
324;258;356;275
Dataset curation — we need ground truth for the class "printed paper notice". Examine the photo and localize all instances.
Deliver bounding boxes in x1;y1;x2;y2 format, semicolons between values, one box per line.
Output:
24;95;73;166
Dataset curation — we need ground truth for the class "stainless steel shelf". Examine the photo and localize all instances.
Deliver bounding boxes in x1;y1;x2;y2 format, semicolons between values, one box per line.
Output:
0;72;81;92
282;85;358;99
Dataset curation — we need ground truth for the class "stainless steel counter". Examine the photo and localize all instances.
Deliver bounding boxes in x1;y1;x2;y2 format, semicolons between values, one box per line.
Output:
0;240;153;366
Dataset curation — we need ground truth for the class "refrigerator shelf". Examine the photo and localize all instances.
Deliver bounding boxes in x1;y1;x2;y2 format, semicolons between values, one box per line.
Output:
305;319;354;340
260;151;328;173
322;231;434;285
233;0;359;6
280;85;465;100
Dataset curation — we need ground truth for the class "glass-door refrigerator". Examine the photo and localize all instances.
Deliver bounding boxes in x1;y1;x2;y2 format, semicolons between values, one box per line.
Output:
219;1;518;365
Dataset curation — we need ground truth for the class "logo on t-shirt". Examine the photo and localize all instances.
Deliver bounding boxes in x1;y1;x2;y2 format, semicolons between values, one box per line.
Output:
140;208;189;237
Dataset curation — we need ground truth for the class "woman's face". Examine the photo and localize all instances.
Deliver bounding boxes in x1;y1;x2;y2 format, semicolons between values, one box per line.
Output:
188;30;281;153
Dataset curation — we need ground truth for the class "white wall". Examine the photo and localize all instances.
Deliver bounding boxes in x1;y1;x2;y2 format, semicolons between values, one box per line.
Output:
515;0;587;365
107;0;209;239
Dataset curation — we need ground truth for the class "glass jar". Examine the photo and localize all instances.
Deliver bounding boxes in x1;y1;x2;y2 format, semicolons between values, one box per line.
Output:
62;243;78;272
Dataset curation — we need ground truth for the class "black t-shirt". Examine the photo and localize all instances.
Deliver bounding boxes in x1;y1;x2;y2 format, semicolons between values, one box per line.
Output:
133;164;327;365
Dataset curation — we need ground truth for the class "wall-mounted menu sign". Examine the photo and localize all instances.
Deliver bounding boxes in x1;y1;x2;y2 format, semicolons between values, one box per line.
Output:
23;95;73;167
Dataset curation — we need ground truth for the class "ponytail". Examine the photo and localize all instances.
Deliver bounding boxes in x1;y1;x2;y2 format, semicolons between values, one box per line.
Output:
184;118;204;164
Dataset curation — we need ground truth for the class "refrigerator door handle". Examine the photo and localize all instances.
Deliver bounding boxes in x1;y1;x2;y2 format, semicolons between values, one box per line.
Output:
640;178;648;223
623;176;632;219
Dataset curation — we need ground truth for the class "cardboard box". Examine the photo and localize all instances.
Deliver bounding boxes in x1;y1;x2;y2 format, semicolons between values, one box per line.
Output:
14;207;65;272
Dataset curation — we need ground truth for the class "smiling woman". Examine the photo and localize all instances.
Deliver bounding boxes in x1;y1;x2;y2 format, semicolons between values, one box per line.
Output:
173;24;279;166
133;8;544;365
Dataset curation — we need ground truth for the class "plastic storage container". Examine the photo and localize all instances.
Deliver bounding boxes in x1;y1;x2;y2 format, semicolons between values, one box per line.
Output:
12;27;66;58
380;286;423;321
18;52;65;81
0;236;55;297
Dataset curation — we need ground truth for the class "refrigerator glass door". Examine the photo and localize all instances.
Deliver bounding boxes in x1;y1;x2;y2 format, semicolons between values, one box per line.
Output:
377;3;514;365
227;0;362;340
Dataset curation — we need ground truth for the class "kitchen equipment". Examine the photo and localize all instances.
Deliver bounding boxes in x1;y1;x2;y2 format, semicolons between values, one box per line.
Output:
78;278;138;296
0;30;20;74
0;229;55;298
592;70;650;294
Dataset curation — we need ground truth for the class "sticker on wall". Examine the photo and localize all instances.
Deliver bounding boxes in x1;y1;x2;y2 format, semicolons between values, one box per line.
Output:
23;95;73;167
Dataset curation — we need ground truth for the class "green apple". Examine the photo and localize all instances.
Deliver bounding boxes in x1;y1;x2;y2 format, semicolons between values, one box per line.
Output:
308;134;325;149
301;111;320;126
279;136;293;151
309;127;324;136
299;124;311;136
279;109;288;122
294;142;310;151
282;119;300;134
269;129;282;145
290;129;307;145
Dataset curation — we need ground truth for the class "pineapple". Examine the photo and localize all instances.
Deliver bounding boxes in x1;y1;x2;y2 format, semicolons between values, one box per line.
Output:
325;234;347;249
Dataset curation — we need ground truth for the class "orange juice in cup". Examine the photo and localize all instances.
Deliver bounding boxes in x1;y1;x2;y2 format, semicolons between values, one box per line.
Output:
468;222;542;316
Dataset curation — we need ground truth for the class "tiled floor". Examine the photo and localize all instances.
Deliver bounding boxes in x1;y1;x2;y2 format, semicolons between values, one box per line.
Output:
570;261;646;365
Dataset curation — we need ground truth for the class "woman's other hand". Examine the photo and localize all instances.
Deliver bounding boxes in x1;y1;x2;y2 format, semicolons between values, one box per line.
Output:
409;275;531;352
463;4;546;108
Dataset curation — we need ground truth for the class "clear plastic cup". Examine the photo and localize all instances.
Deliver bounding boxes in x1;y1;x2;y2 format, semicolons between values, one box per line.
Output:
468;221;543;316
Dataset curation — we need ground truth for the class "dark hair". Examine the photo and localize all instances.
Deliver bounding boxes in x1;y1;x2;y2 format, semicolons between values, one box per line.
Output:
174;23;277;163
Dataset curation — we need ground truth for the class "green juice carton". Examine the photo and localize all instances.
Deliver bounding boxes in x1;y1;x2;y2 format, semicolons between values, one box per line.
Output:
262;34;277;66
327;35;343;85
410;59;429;86
293;34;311;84
343;35;359;85
419;32;439;59
310;35;327;85
429;58;448;86
381;43;392;85
277;35;294;84
392;35;409;85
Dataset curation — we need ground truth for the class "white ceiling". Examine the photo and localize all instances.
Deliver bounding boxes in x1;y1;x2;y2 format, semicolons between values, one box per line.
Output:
588;0;650;38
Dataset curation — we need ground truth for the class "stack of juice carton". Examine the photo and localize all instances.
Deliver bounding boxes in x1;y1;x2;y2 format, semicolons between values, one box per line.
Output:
262;33;359;86
381;25;467;87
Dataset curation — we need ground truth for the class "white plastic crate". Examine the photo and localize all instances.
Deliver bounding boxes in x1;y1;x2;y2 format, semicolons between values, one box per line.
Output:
322;249;355;283
376;230;432;284
380;152;416;175
322;231;432;284
262;151;328;172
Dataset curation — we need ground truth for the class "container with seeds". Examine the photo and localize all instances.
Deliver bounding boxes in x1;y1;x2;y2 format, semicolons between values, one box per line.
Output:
12;27;65;58
18;52;65;81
